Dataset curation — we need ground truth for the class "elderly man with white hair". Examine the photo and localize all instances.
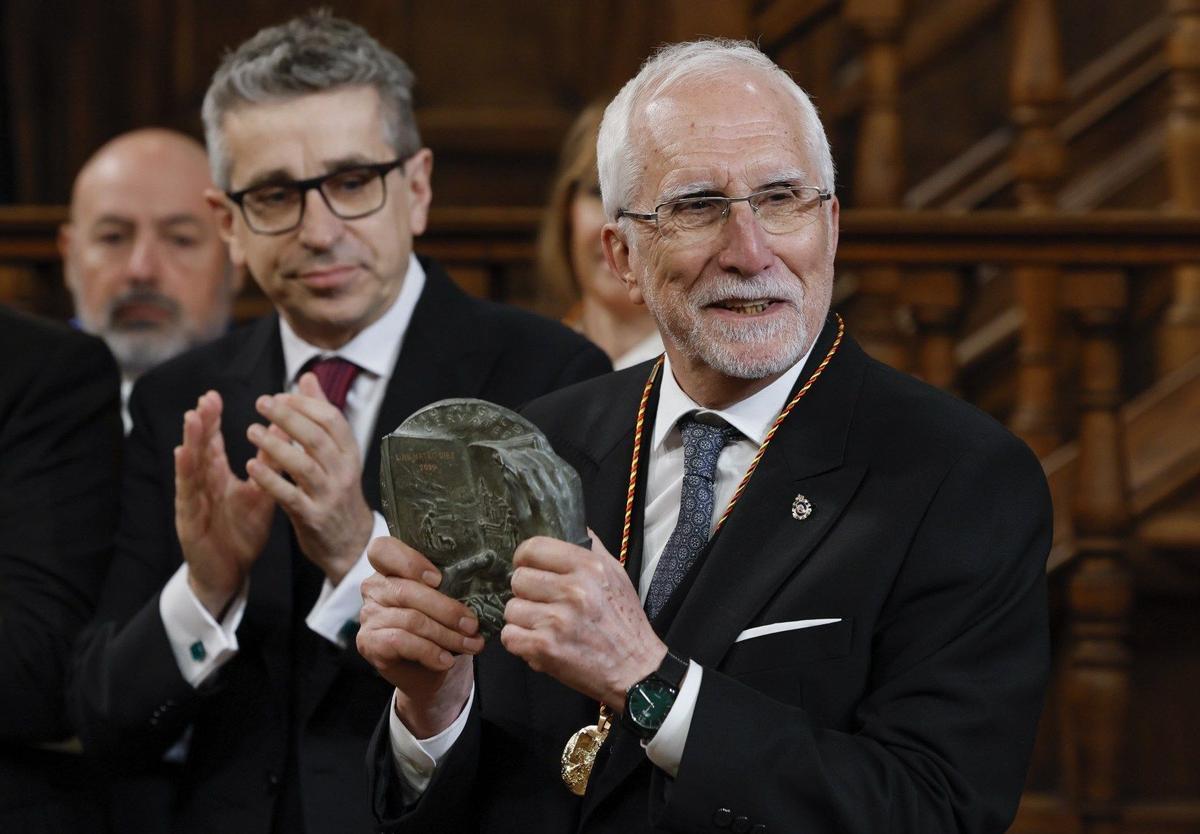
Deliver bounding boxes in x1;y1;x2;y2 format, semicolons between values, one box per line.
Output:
360;38;1051;834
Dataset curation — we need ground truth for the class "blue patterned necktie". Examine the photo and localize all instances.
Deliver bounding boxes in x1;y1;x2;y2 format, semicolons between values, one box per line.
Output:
645;414;741;619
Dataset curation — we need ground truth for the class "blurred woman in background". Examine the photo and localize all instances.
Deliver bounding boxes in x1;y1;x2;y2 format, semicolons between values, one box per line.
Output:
537;103;662;369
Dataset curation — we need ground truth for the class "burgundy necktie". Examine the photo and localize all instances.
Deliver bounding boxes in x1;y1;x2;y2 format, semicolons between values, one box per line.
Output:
302;356;361;412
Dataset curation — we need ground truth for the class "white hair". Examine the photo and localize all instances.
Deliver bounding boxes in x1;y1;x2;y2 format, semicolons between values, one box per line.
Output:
596;39;836;221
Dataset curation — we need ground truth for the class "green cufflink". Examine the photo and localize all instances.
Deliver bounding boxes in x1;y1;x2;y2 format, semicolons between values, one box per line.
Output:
337;619;359;644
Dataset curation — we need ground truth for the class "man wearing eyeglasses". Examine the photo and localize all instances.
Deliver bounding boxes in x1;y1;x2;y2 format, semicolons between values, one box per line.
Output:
71;12;608;834
360;39;1051;834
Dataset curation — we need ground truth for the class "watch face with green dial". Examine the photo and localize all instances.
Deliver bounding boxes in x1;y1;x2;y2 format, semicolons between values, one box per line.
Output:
628;679;677;732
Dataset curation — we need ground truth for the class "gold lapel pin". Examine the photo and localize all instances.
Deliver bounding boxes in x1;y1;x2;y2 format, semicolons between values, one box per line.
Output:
791;494;813;521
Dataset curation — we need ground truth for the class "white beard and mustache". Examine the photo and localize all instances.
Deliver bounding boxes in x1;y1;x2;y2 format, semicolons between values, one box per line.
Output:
641;272;812;380
81;287;225;377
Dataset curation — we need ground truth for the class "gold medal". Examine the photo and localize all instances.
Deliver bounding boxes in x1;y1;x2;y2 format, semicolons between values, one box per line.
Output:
560;707;611;795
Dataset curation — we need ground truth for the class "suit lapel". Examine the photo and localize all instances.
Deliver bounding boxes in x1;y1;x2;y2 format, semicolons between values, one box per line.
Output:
221;314;285;475
362;261;494;510
219;316;295;695
582;369;661;587
582;322;869;819
665;333;868;665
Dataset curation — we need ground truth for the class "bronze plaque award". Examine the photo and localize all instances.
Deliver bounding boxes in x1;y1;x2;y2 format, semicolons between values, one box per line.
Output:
379;398;588;637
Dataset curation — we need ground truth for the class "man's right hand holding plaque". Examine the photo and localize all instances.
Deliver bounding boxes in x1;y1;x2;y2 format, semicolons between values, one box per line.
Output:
358;398;668;748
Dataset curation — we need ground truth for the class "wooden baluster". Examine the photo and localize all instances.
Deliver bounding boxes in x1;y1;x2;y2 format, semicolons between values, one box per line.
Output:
1162;0;1200;373
904;269;962;392
844;0;910;372
846;0;906;210
1009;0;1066;457
1060;271;1134;834
1010;0;1066;214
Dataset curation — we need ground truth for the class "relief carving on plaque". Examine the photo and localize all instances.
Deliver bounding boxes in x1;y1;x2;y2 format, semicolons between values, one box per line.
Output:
380;399;588;637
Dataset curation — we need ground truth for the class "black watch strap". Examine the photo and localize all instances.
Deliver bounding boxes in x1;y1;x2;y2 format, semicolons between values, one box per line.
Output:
622;650;690;739
654;650;689;690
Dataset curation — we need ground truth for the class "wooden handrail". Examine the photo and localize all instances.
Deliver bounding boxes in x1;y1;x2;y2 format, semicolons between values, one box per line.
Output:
0;206;66;260
7;205;1200;266
0;205;548;262
839;211;1200;263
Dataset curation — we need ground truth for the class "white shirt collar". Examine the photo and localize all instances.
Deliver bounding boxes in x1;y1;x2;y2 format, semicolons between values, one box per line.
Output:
279;253;426;383
651;337;818;451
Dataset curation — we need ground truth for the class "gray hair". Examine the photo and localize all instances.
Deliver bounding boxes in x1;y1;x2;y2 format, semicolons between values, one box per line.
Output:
201;10;421;189
597;39;836;222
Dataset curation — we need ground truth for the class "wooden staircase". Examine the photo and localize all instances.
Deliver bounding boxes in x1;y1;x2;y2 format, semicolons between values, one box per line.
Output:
822;2;1200;831
1045;352;1200;573
1;1;1198;831
751;2;1200;830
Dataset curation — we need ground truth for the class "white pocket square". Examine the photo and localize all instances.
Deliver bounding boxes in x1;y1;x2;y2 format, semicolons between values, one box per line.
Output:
735;618;842;643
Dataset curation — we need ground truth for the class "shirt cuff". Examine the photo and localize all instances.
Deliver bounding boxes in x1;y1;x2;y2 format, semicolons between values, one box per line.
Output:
305;511;389;647
644;660;702;778
388;684;476;803
159;563;247;687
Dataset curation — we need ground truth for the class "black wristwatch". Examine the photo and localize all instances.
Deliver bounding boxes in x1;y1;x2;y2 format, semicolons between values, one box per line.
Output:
621;650;689;740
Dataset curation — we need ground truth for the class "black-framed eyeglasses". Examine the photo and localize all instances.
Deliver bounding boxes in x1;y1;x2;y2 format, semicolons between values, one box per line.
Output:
225;156;410;235
617;185;832;241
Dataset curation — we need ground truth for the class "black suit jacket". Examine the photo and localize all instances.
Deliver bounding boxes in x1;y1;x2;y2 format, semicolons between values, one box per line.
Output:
71;260;610;834
369;318;1052;834
0;307;122;831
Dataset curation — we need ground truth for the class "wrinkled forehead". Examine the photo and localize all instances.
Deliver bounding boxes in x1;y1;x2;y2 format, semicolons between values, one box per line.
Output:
220;87;393;187
630;72;815;201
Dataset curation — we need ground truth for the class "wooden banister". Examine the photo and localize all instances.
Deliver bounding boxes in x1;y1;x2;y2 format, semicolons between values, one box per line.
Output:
1009;0;1067;457
832;0;1008;122
902;269;962;392
1060;271;1134;834
1162;0;1200;373
838;211;1200;263
908;14;1169;211
844;0;912;373
1043;350;1200;573
9;206;1200;267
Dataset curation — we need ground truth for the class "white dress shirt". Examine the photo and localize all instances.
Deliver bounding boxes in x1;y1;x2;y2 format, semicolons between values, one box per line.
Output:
159;255;426;686
388;336;816;793
120;377;135;434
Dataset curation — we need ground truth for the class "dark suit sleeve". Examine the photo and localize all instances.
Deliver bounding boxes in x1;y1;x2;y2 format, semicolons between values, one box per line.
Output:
368;691;484;833
654;434;1051;834
0;329;121;741
71;380;201;765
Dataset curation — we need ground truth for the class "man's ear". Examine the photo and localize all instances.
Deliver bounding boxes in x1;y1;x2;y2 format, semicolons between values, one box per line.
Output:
827;194;840;257
404;148;434;237
205;188;245;267
602;224;644;306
